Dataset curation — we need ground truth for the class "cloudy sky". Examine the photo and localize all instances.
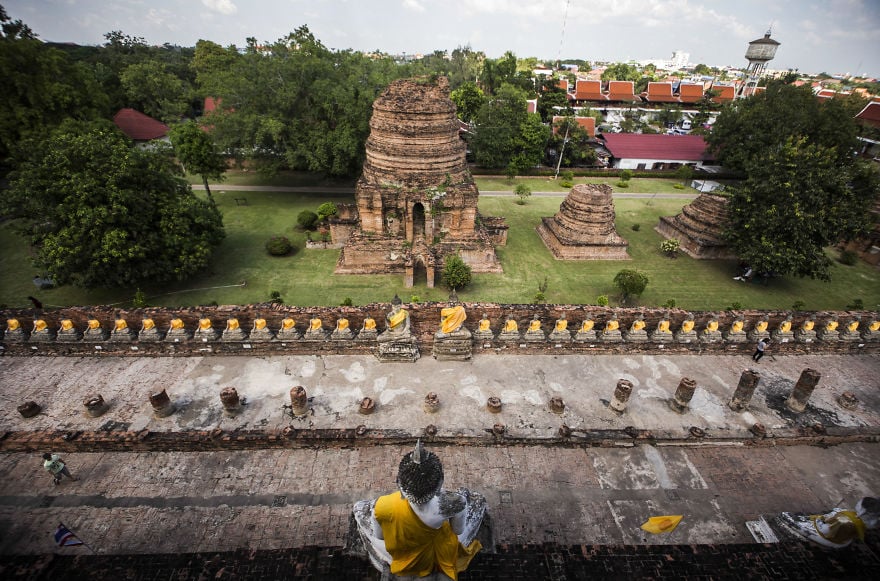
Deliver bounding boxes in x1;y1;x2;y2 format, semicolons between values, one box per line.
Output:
6;0;879;77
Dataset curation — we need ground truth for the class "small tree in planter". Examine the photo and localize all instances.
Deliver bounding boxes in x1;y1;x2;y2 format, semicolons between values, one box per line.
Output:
660;238;680;258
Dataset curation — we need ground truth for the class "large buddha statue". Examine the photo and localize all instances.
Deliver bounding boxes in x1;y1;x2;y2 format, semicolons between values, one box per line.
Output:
352;441;487;579
378;296;419;361
57;319;81;342
436;293;469;339
249;315;276;341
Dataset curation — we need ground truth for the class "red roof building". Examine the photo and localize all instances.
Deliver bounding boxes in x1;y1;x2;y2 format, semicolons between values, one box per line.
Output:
112;108;169;141
710;85;735;104
607;81;639;102
644;82;679;103
574;80;606;102
678;83;705;104
856;101;880;129
552;116;596;138
600;133;712;170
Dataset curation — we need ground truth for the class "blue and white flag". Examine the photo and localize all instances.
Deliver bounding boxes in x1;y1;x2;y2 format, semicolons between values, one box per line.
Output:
54;523;83;547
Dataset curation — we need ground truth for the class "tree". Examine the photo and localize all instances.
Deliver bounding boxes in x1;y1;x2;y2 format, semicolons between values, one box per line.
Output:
2;121;225;288
316;201;338;222
169;120;227;207
722;137;876;280
613;269;649;304
514;183;532;204
119;60;189;122
674;164;693;185
601;63;641;83
549;117;597;168
472;83;528;168
450;81;485;123
443;254;472;290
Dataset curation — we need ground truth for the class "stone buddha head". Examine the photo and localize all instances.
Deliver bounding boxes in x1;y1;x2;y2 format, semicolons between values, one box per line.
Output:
397;440;444;506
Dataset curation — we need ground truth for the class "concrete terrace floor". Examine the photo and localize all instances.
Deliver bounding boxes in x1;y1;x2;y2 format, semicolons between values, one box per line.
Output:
0;351;878;579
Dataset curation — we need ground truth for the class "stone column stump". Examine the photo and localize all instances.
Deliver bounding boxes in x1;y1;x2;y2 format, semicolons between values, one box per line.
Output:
149;389;175;418
83;394;109;417
669;377;697;413
424;392;440;414
609;379;633;414
290;386;310;416
17;401;41;418
220;387;242;416
728;369;761;412
786;368;821;413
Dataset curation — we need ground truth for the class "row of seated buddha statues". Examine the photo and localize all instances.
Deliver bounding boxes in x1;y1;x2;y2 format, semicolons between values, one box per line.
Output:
3;313;879;346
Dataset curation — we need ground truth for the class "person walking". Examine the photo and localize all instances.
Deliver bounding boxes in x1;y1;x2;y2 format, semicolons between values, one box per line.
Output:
43;453;78;485
752;338;769;363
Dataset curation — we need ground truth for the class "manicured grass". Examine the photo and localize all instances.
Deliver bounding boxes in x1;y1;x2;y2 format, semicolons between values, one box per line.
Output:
2;190;878;311
475;176;695;194
185;169;356;188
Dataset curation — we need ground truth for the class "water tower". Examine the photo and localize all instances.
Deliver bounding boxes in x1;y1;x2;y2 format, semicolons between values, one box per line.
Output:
738;29;780;98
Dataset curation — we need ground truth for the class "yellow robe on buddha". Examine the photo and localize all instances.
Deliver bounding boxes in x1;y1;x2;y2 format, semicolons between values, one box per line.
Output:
388;309;408;329
374;492;481;580
440;305;466;334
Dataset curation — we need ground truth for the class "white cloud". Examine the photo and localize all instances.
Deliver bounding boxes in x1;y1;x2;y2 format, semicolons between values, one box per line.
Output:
202;0;238;16
402;0;427;12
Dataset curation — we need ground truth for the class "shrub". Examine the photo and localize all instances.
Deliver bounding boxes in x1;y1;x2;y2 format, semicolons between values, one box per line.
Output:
132;288;147;308
839;249;859;266
847;298;864;310
560;180;574;188
297;210;319;230
660;238;680;256
443;254;472;290
316;202;338;222
791;300;806;311
596;295;609;307
673;183;685;190
613;269;649;304
410;295;421;303
265;236;293;256
663;298;677;308
505;163;517;183
616;181;630;188
619;169;633;181
340;297;353;306
631;223;641;231
533;292;546;304
725;301;743;311
269;290;284;304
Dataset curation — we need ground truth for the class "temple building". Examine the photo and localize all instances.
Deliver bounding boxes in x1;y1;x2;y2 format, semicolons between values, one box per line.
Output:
333;77;505;287
536;183;629;259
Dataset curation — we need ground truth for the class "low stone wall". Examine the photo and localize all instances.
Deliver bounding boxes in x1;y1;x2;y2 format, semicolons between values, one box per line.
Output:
1;303;877;357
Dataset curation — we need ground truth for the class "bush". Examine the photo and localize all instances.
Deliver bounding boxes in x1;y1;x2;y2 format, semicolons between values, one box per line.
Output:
791;300;806;311
663;298;677;308
839;249;859;266
560;180;574;188
847;298;864;310
613;269;649;304
269;290;283;304
631;224;641;231
561;170;574;182
673;183;685;190
596;295;609;307
132;288;147;308
725;301;743;311
619;169;633;181
340;297;353;306
265;236;293;256
443;254;472;290
410;295;421;303
616;181;630;188
532;292;546;304
660;238;680;256
297;210;319;230
316;202;338;222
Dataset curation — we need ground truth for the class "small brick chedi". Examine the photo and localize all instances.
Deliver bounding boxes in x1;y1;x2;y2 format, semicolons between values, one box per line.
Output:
655;192;734;260
536;183;629;259
334;77;504;287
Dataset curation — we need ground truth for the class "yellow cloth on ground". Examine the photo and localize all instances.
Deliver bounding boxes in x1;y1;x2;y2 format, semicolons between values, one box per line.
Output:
374;492;481;580
641;515;683;534
440;305;466;334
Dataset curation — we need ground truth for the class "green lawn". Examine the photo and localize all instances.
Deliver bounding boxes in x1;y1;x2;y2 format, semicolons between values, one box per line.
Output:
475;176;695;195
2;189;878;311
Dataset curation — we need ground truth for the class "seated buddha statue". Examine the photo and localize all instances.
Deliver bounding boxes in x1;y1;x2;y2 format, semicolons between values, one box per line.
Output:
528;316;542;332
625;315;648;342
305;316;327;340
675;313;698;343
548;313;571;342
436;293;469;339
165;317;192;342
574;316;597;342
498;314;520;341
378;296;411;343
840;315;861;341
352;441;486;579
862;318;880;342
83;318;108;342
331;316;354;340
194;316;219;341
601;314;622;342
474;314;494;340
522;315;545;342
277;316;302;340
249;316;275;341
779;497;880;549
581;319;595;333
650;315;673;343
479;315;491;332
724;316;746;342
138;317;162;341
57;319;81;342
4;318;26;342
796;316;817;343
773;314;795;342
357;314;378;341
819;316;839;341
31;318;53;341
605;317;619;333
222;318;247;341
110;315;135;341
701;317;721;343
749;317;770;341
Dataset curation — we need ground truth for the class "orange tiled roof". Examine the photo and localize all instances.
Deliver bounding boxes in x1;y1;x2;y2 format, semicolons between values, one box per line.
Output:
711;85;735;104
607;81;640;102
856;101;880;128
552;116;596;138
678;83;704;104
645;82;679;103
574;80;606;101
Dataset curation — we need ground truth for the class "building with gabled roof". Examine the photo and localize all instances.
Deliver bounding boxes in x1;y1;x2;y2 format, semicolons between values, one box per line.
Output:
710;85;736;104
644;82;679;103
856;101;880;129
112;108;170;145
607;81;640;102
552;116;596;138
600;133;712;170
678;83;705;104
574;80;606;102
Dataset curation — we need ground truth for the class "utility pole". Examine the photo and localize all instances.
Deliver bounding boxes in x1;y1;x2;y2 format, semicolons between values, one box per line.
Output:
553;121;571;180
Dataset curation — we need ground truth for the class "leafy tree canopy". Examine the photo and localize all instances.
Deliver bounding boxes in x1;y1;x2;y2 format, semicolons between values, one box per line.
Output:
443;254;472;290
613;269;649;304
169;120;227;205
471;83;549;169
450;81;485;123
601;63;641;83
3;121;225;288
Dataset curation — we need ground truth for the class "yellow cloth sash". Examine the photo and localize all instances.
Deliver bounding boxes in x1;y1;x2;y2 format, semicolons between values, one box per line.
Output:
388;309;407;329
374;492;481;580
440;306;466;334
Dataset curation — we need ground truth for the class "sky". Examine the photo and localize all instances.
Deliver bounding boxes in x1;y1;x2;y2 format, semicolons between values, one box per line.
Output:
5;0;880;77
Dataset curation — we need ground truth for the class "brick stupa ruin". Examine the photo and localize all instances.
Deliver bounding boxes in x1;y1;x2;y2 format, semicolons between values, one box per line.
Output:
333;77;506;287
655;192;734;259
536;183;629;259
